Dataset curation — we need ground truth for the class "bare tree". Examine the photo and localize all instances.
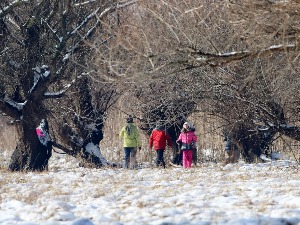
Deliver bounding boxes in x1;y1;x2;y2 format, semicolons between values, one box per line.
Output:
97;0;300;162
0;0;133;171
50;77;120;168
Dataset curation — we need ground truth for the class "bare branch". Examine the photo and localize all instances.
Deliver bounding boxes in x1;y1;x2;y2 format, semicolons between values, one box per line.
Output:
41;19;61;42
189;44;297;67
52;141;76;156
2;97;27;111
0;0;30;18
146;43;298;72
58;1;137;66
43;75;82;99
29;65;51;94
74;0;96;7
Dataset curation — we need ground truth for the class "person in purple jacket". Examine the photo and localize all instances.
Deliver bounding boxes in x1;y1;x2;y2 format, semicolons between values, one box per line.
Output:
176;122;198;169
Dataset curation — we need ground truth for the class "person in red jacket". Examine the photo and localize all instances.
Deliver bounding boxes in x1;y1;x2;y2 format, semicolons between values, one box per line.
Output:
149;122;173;168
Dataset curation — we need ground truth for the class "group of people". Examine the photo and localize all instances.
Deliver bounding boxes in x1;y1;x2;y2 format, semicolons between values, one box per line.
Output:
119;116;198;169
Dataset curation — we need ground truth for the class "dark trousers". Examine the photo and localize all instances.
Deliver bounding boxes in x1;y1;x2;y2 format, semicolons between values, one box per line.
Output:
124;147;137;169
156;149;166;168
192;148;197;165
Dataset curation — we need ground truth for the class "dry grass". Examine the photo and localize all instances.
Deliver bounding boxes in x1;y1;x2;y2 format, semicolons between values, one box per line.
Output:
0;151;299;224
0;116;17;169
0;117;17;150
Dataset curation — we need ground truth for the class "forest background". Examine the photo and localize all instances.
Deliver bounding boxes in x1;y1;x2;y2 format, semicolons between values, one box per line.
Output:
0;0;300;170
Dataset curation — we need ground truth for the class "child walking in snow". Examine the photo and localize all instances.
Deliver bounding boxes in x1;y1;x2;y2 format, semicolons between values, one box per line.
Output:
176;122;198;169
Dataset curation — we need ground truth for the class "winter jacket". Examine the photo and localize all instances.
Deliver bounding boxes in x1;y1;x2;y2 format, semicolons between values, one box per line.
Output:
177;131;198;150
119;123;142;148
149;129;172;150
224;136;232;151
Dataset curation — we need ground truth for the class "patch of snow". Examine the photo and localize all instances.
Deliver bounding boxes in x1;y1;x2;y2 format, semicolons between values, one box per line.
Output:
85;142;108;166
4;98;27;111
86;123;98;131
0;150;300;225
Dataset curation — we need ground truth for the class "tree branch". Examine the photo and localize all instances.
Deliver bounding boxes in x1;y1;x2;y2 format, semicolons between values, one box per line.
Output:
52;141;77;156
279;125;300;141
29;65;51;94
43;75;81;99
0;0;30;18
185;43;297;67
57;0;137;71
0;98;24;118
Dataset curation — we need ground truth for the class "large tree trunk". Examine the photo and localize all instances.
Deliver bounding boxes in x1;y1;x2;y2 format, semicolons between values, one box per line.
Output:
55;77;109;168
79;119;107;168
228;122;276;163
168;124;183;165
7;10;53;171
9;119;52;171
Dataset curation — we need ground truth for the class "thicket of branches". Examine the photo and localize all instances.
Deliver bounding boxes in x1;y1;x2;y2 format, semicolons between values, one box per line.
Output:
0;0;128;170
93;0;300;162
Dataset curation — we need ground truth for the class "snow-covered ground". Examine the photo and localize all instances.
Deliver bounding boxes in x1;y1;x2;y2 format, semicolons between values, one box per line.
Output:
1;151;300;225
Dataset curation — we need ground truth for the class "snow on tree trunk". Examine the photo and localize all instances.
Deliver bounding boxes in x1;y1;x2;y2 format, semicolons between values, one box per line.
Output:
83;142;108;166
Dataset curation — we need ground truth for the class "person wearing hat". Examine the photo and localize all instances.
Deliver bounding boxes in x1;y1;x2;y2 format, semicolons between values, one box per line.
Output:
149;122;173;168
119;115;142;169
176;121;198;169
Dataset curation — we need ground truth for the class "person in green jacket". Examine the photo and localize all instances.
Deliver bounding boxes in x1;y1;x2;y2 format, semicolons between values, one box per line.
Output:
119;116;142;169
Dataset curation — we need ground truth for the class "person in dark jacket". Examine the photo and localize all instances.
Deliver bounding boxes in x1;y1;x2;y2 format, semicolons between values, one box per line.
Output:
149;122;173;168
223;130;240;164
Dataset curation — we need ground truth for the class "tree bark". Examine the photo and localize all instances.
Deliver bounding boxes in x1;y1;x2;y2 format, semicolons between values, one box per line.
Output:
167;124;183;165
279;126;300;142
228;122;277;163
9;118;52;171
